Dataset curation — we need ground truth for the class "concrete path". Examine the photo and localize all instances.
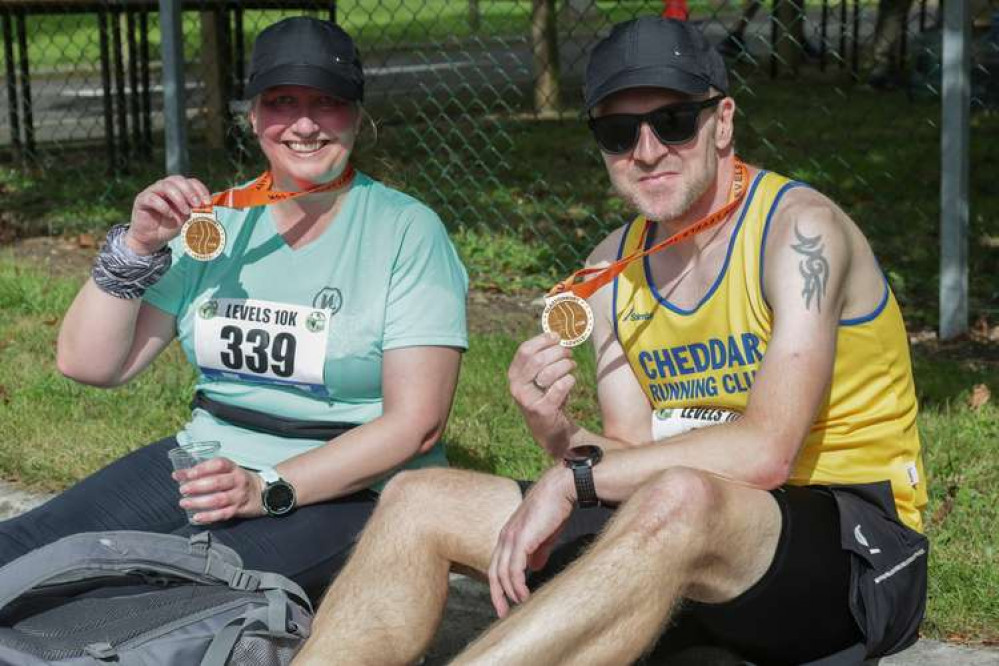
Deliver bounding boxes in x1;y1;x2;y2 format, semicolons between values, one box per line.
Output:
0;481;994;665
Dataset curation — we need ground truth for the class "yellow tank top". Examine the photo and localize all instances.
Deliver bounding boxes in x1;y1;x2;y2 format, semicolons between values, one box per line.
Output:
613;171;927;531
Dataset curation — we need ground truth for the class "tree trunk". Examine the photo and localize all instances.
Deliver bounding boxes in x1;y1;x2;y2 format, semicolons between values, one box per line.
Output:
199;10;229;149
469;0;480;33
531;0;561;115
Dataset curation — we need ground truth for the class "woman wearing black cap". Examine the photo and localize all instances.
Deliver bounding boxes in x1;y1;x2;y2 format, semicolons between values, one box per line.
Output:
2;16;468;602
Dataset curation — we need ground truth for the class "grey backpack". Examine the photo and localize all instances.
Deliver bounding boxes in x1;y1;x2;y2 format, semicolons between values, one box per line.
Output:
0;531;313;665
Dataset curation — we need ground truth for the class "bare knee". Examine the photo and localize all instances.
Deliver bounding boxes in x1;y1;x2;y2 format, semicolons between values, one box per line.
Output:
376;468;518;572
378;468;465;522
377;469;507;533
380;469;439;507
624;467;721;542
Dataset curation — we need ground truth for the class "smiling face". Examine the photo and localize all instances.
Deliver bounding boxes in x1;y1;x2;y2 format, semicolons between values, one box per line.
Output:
249;85;360;190
595;87;734;223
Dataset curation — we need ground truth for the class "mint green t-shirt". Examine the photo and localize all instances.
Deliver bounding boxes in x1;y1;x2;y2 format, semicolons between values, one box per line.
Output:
144;172;468;479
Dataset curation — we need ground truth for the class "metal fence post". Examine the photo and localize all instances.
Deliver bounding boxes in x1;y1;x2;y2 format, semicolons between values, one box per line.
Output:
1;8;22;161
939;0;970;340
159;0;188;175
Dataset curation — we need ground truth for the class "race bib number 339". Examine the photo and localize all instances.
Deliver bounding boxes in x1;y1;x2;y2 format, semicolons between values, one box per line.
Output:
195;298;330;396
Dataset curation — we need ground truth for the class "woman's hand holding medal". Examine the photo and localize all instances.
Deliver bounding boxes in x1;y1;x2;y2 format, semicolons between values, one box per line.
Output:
126;176;212;256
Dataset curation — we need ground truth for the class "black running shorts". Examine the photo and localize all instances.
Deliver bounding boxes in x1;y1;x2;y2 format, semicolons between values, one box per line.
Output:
517;479;927;665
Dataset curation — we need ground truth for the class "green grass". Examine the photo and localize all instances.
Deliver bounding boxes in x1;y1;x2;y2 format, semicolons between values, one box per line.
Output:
0;256;996;642
920;404;999;641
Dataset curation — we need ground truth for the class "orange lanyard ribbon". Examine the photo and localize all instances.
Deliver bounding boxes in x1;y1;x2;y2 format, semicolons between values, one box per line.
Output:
549;159;749;300
192;164;356;213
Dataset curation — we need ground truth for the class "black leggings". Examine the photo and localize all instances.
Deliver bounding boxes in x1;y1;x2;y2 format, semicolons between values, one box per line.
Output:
0;437;377;603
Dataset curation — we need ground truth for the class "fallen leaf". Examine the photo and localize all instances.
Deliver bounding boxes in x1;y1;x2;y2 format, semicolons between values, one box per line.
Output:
968;384;991;410
77;233;96;249
929;483;959;527
971;315;990;341
42;316;59;327
0;385;8;405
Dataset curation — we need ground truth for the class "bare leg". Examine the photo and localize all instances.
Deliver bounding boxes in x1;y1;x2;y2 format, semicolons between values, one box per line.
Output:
292;469;522;666
451;468;782;666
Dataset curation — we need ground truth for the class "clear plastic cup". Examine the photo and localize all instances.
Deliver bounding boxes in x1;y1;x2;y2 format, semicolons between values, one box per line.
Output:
167;441;221;524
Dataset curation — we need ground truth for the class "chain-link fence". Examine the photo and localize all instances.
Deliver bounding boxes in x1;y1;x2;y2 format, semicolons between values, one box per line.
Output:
1;0;997;326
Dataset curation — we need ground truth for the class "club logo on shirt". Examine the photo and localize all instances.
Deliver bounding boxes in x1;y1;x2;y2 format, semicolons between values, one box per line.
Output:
198;300;219;320
306;311;327;333
313;287;343;315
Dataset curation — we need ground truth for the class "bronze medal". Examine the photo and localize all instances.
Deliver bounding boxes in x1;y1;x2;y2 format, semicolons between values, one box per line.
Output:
181;214;226;261
541;293;594;348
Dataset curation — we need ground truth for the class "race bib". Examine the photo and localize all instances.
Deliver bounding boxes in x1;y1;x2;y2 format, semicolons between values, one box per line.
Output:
652;406;742;441
194;298;331;396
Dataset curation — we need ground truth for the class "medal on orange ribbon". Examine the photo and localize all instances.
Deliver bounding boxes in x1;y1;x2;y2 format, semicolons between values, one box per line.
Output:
542;293;594;348
541;159;750;347
182;165;356;261
181;213;226;261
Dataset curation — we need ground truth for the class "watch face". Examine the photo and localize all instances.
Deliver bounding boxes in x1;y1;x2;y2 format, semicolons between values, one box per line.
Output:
264;481;296;515
565;445;603;465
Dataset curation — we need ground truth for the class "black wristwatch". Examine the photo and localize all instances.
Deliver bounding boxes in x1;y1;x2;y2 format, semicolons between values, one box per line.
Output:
563;445;603;508
258;467;297;517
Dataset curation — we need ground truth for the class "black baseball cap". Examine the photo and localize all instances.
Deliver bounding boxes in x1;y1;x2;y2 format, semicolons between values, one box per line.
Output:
584;17;728;111
244;17;364;102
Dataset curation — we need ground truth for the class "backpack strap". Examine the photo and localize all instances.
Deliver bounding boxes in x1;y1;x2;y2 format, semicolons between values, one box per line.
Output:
257;572;313;613
0;531;245;609
198;556;311;613
199;592;305;666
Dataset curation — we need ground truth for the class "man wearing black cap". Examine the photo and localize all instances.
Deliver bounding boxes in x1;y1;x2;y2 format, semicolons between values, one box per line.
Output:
295;17;927;666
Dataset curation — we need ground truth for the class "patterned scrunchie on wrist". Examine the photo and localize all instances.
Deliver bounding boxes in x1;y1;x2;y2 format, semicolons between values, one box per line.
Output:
91;224;172;299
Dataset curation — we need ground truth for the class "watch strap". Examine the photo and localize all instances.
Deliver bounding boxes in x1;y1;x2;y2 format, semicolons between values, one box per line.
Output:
257;467;280;484
571;465;600;508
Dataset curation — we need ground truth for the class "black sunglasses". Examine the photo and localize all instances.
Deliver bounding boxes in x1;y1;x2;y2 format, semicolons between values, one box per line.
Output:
587;96;726;154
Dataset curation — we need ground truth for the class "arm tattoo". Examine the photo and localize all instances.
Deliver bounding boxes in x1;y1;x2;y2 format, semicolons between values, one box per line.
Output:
790;223;830;312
